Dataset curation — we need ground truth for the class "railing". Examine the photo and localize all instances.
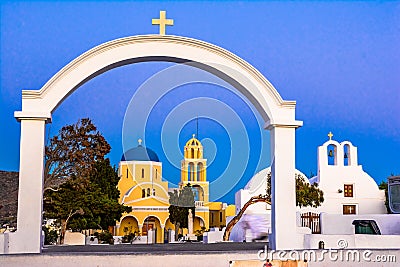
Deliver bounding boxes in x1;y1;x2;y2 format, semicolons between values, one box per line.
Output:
195;201;204;207
300;212;321;234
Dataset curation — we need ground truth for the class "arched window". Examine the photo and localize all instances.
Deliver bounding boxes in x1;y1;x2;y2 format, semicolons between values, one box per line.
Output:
142;189;145;198
153;188;156;196
191;148;195;159
327;144;337;165
192;185;204;201
197;163;203;181
193;187;199;201
147;188;150;197
155;169;158;179
126;168;129;178
344;144;351;166
188;162;194;181
141;168;144;178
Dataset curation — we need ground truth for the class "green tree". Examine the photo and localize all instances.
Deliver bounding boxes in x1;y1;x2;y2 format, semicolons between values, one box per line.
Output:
44;159;131;244
44;118;111;191
43;118;130;243
168;184;195;240
266;172;324;208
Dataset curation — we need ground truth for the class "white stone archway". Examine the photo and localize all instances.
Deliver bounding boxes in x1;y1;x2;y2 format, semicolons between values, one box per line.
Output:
10;35;302;254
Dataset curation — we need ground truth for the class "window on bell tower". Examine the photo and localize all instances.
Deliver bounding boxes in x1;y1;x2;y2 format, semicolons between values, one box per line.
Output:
327;144;337;165
188;162;194;181
344;144;350;166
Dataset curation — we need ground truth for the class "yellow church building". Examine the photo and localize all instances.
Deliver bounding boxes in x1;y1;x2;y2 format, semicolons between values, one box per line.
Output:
115;136;234;243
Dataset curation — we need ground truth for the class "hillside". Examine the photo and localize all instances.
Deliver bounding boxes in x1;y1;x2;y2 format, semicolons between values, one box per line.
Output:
0;170;18;228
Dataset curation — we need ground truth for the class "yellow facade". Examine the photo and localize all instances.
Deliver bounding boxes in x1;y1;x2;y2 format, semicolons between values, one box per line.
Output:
116;137;233;243
117;159;170;243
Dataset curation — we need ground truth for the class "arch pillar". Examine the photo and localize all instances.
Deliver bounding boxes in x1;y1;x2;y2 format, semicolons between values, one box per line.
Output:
138;225;143;235
267;123;302;250
8;117;48;253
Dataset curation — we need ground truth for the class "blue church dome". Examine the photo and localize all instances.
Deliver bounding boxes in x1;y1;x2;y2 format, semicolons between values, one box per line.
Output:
121;143;159;162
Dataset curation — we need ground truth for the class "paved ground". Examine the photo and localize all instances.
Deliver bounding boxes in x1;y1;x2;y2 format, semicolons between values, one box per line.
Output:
42;242;268;254
3;245;400;266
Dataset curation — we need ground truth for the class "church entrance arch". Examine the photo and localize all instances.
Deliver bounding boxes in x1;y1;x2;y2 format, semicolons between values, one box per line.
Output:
118;216;139;237
143;216;162;244
11;35;302;254
194;216;205;230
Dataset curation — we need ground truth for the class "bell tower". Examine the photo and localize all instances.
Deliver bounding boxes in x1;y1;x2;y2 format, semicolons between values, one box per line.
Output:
180;134;209;203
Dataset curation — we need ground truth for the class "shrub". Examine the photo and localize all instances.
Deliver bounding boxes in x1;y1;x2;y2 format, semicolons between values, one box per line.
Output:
42;226;58;245
94;231;114;244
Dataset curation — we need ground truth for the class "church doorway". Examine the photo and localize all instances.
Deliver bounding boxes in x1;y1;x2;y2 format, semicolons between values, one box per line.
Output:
143;216;162;243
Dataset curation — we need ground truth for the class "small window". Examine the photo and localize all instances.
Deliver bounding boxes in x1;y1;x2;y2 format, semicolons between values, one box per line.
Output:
147;188;150;197
142;189;145;198
344;184;354;197
141;168;145;178
219;212;223;222
153;188;156;196
126;168;129;178
155;169;158;179
343;205;356;215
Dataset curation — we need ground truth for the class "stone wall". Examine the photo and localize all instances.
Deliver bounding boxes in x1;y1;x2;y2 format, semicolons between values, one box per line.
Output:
0;171;18;228
320;213;400;235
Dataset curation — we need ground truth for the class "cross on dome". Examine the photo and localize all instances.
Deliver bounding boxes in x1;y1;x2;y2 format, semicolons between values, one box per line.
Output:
138;138;143;146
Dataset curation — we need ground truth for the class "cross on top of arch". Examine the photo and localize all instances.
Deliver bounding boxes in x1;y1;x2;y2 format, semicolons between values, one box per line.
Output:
152;10;174;35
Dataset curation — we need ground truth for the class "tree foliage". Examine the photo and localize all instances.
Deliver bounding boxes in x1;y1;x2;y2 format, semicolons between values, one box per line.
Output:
43;119;130;243
168;185;195;238
44;159;131;243
295;174;324;208
44;118;111;190
266;171;324;208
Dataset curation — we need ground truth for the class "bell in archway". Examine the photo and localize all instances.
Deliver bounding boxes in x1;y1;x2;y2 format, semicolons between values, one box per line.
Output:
328;150;333;157
344;152;348;159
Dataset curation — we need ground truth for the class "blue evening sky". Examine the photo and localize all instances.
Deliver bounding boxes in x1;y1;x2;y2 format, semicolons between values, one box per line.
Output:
1;1;399;203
